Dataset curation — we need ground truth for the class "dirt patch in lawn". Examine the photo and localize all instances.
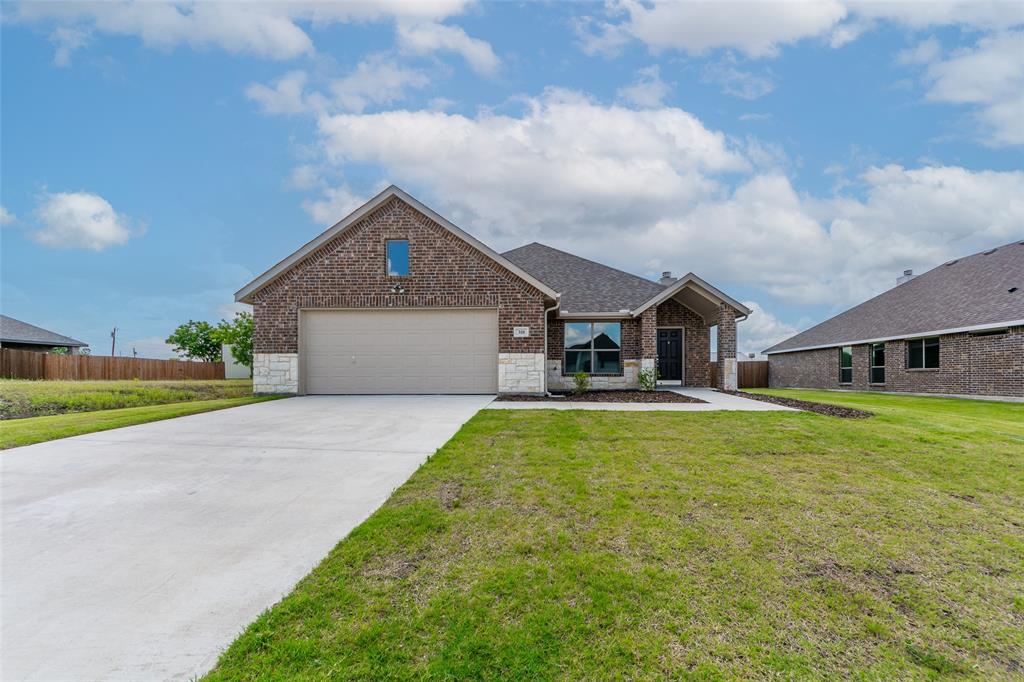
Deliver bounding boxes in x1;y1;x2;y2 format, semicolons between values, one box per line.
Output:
495;390;706;403
726;390;873;418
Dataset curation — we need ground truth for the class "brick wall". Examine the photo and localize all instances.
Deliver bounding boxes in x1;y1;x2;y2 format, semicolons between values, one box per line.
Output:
656;298;711;386
544;299;712;386
768;326;1024;397
252;197;547;355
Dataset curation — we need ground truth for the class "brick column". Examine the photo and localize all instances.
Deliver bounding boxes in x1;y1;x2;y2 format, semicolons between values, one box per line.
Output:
640;307;657;374
717;304;737;391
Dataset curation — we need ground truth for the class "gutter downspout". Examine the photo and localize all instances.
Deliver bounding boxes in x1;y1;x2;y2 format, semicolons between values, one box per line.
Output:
543;295;562;396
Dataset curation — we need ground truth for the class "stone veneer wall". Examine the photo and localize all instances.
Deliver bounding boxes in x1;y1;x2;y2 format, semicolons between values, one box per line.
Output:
499;353;545;394
768;326;1024;397
253;353;298;394
251;196;548;394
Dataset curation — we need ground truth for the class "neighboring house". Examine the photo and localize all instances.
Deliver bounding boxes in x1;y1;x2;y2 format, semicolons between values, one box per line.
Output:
0;315;88;354
222;344;251;379
764;241;1024;398
235;185;750;395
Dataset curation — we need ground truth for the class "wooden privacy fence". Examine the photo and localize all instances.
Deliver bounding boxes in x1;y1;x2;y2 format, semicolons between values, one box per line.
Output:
0;348;225;381
708;360;769;389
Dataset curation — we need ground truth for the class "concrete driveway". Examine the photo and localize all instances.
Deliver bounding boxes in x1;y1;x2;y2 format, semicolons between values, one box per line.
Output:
1;395;492;682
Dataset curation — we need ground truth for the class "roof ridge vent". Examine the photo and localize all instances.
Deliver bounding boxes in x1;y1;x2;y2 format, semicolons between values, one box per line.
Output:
982;247;998;255
944;259;959;266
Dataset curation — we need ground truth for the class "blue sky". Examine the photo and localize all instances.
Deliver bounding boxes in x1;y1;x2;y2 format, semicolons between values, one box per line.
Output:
2;1;1022;357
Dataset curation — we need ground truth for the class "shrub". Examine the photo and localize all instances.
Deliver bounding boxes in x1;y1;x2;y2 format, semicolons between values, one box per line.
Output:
638;366;660;391
572;371;590;396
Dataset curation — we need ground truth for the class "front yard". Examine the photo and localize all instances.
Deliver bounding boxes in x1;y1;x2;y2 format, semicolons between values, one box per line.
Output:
207;390;1024;680
0;379;273;449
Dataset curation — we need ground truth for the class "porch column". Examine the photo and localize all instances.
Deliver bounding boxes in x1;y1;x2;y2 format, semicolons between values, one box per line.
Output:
640;307;657;375
717;304;737;391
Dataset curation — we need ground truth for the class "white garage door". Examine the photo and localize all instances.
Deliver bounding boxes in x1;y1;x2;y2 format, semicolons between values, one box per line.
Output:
301;309;498;394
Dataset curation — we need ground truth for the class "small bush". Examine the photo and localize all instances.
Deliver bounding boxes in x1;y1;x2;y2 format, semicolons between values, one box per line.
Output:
572;372;590;396
638;366;660;391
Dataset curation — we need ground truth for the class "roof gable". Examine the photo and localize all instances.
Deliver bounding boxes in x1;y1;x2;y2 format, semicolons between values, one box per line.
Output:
502;242;750;319
764;241;1024;354
235;186;559;303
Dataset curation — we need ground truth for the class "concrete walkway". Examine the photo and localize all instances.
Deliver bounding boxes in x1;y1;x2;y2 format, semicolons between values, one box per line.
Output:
1;395;492;682
487;387;795;411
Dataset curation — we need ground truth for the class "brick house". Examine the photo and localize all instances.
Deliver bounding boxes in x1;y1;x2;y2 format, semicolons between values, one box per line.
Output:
764;241;1024;398
235;186;750;395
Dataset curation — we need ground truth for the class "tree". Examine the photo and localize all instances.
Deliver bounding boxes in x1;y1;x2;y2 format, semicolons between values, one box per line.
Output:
216;311;253;372
166;320;222;362
50;346;69;355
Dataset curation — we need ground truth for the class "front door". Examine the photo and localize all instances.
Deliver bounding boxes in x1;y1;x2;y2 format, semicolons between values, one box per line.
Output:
657;329;682;381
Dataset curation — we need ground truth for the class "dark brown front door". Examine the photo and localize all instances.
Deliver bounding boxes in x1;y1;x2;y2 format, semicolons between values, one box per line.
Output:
657;329;682;381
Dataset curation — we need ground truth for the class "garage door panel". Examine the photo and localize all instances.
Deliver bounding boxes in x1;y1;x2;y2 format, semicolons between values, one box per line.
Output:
302;309;498;394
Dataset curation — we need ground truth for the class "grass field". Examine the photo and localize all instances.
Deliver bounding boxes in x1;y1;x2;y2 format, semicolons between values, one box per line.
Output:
0;396;280;449
206;390;1024;680
0;379;253;419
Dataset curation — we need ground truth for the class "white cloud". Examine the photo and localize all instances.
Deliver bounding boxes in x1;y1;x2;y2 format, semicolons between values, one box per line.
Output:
314;88;747;241
50;25;91;66
31;191;137;251
252;84;1022;312
738;302;799;356
248;57;430;116
329;55;430;112
246;70;312;115
12;0;474;63
616;65;671;107
920;31;1024;146
582;0;848;58
396;20;500;75
0;206;16;225
579;0;1024;58
896;36;941;65
302;184;367;225
702;58;776;99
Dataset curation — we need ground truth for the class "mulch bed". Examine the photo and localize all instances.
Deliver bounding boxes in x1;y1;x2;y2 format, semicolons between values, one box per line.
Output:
495;390;706;404
724;390;874;418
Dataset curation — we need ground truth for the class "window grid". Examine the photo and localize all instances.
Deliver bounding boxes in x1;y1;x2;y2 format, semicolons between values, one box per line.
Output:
564;322;622;376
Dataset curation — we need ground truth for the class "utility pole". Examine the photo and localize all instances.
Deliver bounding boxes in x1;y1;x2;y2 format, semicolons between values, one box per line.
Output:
110;326;118;357
132;347;137;358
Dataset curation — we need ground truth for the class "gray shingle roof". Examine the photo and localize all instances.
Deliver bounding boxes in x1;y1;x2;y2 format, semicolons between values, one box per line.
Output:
0;315;88;347
502;242;666;313
764;241;1024;354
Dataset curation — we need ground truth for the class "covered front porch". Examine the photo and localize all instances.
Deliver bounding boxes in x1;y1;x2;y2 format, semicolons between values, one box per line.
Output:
545;274;748;392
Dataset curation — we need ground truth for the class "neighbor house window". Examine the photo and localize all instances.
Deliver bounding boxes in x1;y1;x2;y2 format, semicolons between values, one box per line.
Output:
386;239;409;276
839;346;853;384
870;342;885;384
907;337;939;369
564;322;621;374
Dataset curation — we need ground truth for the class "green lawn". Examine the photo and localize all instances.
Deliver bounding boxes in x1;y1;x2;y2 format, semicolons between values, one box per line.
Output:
0;378;254;419
0;396;280;449
206;391;1024;680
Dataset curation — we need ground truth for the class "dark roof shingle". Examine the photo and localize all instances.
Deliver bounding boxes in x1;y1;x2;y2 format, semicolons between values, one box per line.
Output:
0;315;88;347
502;242;666;313
764;241;1024;353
